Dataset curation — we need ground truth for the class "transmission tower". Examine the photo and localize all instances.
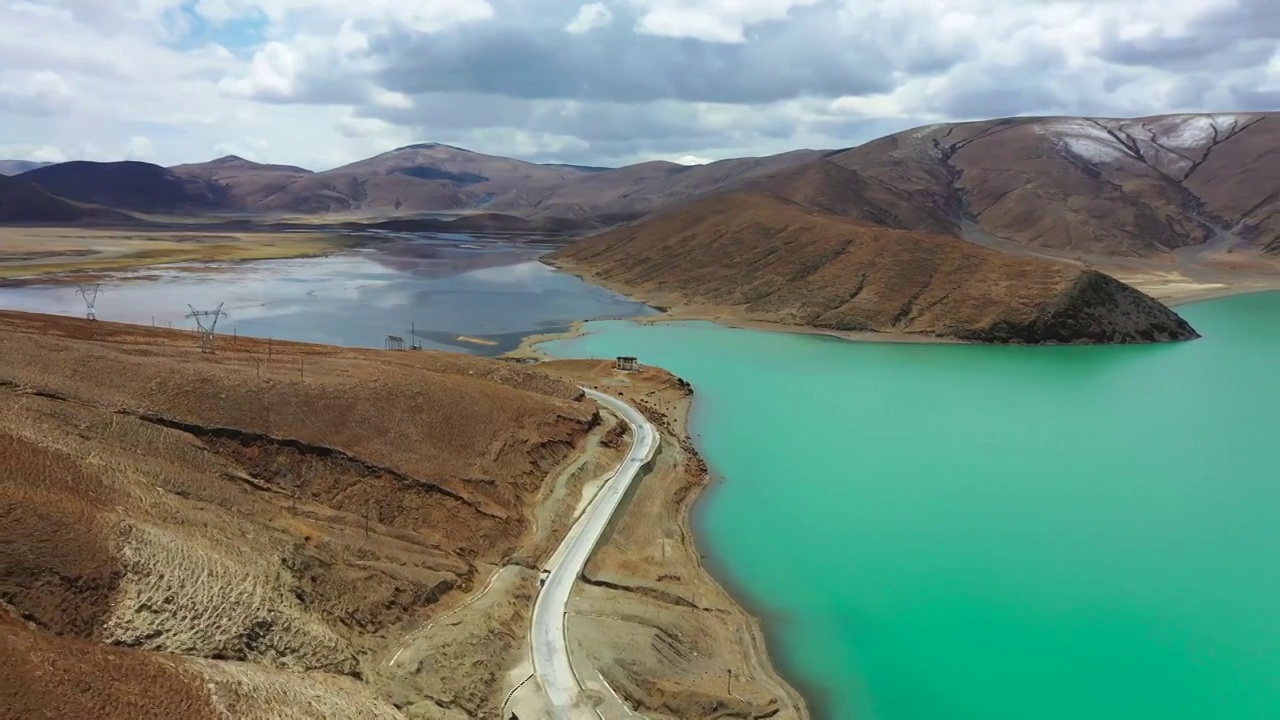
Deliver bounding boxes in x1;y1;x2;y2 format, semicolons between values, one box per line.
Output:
76;284;102;321
186;303;227;354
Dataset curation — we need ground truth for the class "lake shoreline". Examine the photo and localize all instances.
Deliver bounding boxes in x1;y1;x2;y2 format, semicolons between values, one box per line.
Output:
531;292;1280;719
683;393;841;720
531;358;814;719
525;327;836;719
535;256;1280;348
0;226;360;283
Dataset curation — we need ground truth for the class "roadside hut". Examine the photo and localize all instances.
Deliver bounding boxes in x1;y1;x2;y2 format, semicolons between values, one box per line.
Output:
615;356;640;371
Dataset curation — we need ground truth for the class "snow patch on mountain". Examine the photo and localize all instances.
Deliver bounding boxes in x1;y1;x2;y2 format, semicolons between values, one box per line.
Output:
1037;119;1134;164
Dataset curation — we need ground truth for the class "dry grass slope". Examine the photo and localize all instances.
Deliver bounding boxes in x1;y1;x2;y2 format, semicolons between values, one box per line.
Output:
550;190;1198;343
0;311;601;718
1;608;220;720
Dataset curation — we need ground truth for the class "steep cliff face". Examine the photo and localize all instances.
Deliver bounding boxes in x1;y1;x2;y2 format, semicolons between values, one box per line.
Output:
549;191;1199;344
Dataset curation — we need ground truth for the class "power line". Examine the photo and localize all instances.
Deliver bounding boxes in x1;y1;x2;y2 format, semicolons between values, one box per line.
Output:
186;303;227;354
75;284;102;321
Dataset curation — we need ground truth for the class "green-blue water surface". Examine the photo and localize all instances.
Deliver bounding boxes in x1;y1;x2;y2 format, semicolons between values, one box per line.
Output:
542;292;1280;720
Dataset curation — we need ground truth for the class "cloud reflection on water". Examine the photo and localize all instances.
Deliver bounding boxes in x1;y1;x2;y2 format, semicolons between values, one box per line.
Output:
0;237;655;355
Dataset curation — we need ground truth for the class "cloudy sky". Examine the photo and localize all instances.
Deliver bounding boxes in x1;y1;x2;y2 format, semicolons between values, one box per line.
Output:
0;0;1275;170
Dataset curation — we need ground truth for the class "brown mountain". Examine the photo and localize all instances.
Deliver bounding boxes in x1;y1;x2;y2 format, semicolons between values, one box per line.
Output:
738;158;958;236
487;150;827;221
240;143;608;214
0;174;132;224
169;155;311;210
244;170;473;214
345;212;597;235
329;142;599;189
826;112;1279;257
17;161;226;214
7;112;1274;255
548;190;1197;344
0;160;53;176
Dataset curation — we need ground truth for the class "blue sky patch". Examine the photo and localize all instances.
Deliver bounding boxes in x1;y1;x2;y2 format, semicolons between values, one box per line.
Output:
167;1;268;53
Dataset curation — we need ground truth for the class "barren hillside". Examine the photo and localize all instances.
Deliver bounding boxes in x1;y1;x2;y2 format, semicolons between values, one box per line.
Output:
741;159;957;236
170;155;313;210
242;170;475;214
828;112;1279;256
0;174;134;224
241;143;606;214
0;312;603;718
549;191;1198;344
18;161;227;214
488;149;827;221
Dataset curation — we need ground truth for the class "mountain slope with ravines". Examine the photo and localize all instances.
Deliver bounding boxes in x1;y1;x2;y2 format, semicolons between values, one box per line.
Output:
825;112;1278;257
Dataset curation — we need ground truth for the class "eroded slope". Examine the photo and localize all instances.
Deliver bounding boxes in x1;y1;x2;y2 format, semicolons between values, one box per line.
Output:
0;312;600;718
829;112;1279;257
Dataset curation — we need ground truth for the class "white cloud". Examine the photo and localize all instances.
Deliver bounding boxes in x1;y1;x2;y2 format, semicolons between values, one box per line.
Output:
371;87;413;109
565;2;612;33
0;71;76;115
0;144;68;163
0;0;1270;171
123;136;156;160
219;41;299;101
193;0;261;25
631;0;824;42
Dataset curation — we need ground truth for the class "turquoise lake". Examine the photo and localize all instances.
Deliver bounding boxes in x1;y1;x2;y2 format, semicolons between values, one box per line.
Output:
542;292;1280;720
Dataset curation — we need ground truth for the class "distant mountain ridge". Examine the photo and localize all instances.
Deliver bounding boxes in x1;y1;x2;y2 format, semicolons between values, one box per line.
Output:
169;155;312;211
0;160;54;176
18;161;225;213
0;174;132;223
3;112;1275;258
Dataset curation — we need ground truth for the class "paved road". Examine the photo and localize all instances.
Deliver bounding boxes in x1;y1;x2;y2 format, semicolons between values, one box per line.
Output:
531;388;659;719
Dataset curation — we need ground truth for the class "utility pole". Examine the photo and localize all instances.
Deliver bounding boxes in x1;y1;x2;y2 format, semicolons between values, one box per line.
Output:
186;303;227;354
76;284;102;321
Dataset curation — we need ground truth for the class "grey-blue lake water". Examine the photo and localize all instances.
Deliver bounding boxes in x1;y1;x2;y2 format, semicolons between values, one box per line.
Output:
0;234;656;355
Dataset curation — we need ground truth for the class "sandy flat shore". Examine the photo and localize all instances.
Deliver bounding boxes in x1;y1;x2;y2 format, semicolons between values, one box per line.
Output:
1105;269;1280;307
0;226;353;281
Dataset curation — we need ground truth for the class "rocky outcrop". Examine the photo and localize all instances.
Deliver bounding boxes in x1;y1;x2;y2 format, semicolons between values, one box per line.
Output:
954;270;1198;344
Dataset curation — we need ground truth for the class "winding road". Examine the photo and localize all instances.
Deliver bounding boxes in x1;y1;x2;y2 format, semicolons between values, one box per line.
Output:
531;388;659;719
